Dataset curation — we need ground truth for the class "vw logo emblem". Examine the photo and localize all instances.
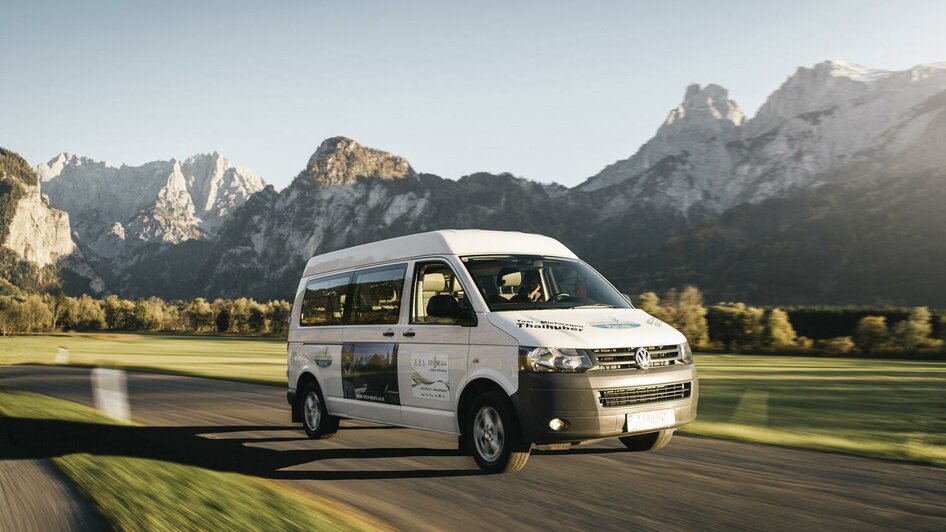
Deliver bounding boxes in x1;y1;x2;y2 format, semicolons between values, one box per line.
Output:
634;347;652;370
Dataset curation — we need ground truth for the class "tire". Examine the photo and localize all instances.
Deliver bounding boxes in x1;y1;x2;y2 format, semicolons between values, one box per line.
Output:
619;429;674;451
300;381;339;439
466;391;530;473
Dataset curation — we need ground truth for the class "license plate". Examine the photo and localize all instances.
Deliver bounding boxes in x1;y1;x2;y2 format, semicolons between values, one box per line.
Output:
626;408;676;432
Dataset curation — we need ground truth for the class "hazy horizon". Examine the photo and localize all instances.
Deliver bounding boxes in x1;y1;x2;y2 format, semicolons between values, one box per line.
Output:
3;0;946;188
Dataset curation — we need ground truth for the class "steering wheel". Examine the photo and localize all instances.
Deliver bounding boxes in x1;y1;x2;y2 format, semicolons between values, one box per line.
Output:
549;293;571;302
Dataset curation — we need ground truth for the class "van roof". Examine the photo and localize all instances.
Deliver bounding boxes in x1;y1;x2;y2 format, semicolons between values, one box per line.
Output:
302;229;578;278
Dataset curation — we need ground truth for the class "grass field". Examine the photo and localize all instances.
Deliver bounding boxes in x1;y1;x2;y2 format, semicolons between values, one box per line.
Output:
0;388;380;531
681;355;946;466
2;333;944;466
0;333;287;384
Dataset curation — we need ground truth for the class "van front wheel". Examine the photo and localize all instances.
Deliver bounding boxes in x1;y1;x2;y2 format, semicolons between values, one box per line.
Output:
619;429;674;451
466;391;530;473
300;382;339;439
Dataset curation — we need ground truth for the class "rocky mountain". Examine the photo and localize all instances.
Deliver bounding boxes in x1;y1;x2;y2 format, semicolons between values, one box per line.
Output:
0;148;102;295
581;60;946;214
10;59;946;306
35;152;265;272
610;167;946;306
119;137;578;299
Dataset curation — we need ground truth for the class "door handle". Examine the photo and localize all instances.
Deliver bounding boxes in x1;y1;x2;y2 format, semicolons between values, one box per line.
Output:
402;329;416;337
382;329;395;337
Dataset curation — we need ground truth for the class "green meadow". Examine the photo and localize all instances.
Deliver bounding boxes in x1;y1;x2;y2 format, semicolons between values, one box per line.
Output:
0;333;287;384
2;334;944;466
682;355;946;466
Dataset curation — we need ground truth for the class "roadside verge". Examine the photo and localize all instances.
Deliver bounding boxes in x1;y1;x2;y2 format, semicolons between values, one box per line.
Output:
0;388;389;531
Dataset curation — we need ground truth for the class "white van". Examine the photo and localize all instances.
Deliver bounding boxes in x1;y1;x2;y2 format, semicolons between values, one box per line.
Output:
287;230;698;473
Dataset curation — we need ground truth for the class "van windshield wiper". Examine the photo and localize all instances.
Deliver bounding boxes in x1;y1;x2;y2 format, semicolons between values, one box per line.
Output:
570;303;616;309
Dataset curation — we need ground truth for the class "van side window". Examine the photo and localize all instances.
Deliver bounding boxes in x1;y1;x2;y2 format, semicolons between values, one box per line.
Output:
300;272;351;326
412;262;468;325
349;264;407;325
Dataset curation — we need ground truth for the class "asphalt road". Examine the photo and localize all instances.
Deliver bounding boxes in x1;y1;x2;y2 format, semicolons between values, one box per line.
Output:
1;365;944;531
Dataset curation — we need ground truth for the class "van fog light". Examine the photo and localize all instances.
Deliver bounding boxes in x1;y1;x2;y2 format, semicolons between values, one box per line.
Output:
549;418;569;431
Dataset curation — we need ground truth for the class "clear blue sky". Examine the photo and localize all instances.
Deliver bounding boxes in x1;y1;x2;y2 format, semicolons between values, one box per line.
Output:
2;0;945;189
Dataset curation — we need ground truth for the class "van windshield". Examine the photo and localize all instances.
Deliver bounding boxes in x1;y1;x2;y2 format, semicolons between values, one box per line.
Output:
461;255;632;311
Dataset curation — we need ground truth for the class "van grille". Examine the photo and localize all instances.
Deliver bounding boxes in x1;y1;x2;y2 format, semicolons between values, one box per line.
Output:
598;382;692;408
591;345;681;370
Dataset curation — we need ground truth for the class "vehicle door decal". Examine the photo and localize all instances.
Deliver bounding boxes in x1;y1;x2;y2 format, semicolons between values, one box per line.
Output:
410;354;450;401
341;342;400;405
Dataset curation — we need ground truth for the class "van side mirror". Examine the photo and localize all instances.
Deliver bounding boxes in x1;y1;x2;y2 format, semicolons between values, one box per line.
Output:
427;295;476;326
622;293;632;304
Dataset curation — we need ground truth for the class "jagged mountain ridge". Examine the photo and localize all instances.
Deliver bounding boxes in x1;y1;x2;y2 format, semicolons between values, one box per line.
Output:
168;59;945;304
580;60;946;213
36;151;265;265
11;59;946;305
122;148;582;299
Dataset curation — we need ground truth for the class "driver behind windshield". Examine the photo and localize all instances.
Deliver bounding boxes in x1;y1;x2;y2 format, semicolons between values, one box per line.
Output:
510;270;545;303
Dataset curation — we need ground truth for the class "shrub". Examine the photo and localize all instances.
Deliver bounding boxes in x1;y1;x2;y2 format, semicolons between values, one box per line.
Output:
707;302;765;350
817;336;855;355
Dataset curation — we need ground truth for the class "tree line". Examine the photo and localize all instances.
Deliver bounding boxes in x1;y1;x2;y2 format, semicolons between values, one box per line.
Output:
0;294;291;336
638;286;945;356
1;288;944;356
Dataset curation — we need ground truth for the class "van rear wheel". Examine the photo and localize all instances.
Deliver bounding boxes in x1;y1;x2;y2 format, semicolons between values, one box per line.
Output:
466;391;530;473
619;429;674;451
300;381;339;439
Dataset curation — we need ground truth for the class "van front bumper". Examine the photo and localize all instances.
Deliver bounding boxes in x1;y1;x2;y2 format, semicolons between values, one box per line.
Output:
511;364;698;445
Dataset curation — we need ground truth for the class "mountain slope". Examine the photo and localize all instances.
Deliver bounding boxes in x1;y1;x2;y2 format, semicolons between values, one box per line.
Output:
123;138;578;299
26;59;946;306
0;148;102;295
616;168;946;306
36;152;265;267
580;60;946;212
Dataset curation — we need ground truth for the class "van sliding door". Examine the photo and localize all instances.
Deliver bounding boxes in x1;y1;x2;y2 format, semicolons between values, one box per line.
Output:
338;263;408;425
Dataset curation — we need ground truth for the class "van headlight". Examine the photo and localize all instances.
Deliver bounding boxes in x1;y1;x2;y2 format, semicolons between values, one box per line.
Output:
680;342;693;364
519;347;592;372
